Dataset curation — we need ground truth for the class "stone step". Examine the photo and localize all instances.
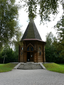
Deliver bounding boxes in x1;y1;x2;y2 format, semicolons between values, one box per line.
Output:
16;62;44;69
18;64;42;69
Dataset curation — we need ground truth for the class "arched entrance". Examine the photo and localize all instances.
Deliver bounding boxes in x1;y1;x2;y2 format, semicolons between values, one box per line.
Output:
27;52;34;62
27;44;34;62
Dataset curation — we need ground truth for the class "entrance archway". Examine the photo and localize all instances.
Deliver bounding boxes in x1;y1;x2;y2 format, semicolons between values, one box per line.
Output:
27;44;34;62
27;52;34;62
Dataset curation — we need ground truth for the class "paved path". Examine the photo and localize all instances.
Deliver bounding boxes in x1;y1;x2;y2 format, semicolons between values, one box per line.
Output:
0;69;64;85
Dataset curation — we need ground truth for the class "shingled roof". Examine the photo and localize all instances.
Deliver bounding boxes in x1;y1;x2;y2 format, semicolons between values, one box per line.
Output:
21;20;42;41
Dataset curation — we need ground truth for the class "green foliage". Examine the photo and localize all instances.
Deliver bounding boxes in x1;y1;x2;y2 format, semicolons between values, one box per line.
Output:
21;0;62;21
39;0;58;21
0;45;18;63
28;0;37;19
45;30;64;63
13;29;22;62
43;63;64;73
54;15;64;63
45;32;57;62
56;15;64;40
0;0;18;48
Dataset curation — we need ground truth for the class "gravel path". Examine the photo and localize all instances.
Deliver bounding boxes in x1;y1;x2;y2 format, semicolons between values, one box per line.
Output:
0;69;64;85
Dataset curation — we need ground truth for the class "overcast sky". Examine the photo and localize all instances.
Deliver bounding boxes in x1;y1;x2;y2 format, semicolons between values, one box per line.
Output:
16;0;63;41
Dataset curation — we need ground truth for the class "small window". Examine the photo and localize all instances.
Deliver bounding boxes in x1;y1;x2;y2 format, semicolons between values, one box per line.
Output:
31;47;33;51
27;45;34;51
39;47;41;50
27;47;29;51
21;47;23;50
39;52;41;56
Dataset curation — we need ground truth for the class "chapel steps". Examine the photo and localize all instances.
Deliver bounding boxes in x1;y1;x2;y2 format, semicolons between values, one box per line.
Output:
14;62;46;70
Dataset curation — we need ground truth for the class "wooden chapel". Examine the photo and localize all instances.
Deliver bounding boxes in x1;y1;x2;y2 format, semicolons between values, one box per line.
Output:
19;20;46;63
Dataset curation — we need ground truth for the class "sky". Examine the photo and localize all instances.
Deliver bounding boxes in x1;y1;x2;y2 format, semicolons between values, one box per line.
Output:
16;0;63;41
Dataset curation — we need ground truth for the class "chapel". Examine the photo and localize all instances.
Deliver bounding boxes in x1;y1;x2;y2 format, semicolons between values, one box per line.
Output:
19;20;46;62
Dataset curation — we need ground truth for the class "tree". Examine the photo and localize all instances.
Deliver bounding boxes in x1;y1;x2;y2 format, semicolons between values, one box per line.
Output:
20;0;64;21
54;14;64;63
45;31;64;63
0;0;18;48
0;47;4;63
45;32;57;62
56;15;64;40
0;44;19;63
13;29;22;61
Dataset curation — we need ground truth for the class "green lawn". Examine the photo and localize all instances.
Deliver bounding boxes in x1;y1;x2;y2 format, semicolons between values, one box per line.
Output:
0;63;16;72
43;63;64;73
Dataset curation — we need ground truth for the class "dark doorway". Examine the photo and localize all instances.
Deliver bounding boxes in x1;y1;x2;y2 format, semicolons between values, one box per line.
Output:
27;52;34;62
27;52;30;62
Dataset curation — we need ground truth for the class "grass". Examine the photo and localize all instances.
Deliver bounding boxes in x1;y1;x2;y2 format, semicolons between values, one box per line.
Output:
43;63;64;73
0;63;16;72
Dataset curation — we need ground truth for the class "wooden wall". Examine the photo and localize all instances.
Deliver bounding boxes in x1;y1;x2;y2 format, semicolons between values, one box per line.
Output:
37;44;43;62
19;40;46;62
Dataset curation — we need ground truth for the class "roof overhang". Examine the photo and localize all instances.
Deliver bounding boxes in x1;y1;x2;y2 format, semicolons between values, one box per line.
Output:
21;39;46;44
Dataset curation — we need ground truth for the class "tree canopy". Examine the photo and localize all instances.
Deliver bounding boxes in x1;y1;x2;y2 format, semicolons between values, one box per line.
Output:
21;0;64;21
45;32;64;63
0;0;19;48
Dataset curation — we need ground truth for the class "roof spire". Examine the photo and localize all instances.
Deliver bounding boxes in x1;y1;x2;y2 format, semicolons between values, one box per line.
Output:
29;18;34;23
21;20;42;41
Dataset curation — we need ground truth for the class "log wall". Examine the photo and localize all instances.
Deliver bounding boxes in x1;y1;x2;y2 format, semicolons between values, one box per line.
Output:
19;41;46;62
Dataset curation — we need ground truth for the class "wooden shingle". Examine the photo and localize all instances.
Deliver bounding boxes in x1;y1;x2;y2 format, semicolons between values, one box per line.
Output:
21;20;42;41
